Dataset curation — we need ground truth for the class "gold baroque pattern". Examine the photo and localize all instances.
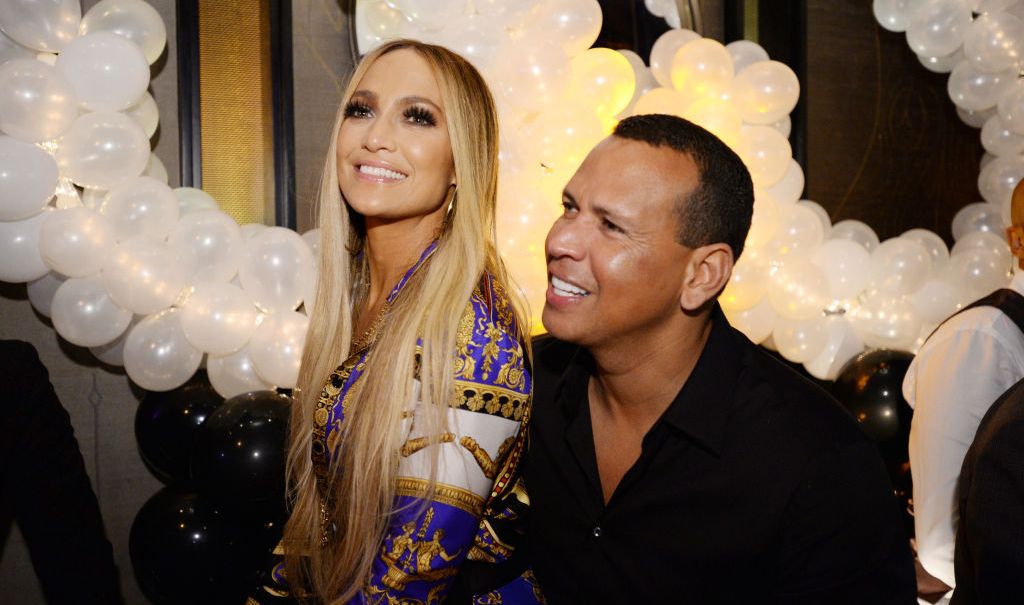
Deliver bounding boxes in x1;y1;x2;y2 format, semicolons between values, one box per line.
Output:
395;477;485;516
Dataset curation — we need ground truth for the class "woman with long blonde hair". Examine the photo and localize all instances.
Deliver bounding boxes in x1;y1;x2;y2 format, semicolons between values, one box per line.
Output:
247;40;541;604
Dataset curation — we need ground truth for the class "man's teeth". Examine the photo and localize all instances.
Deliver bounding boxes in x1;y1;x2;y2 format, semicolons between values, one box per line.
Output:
359;165;406;180
551;275;589;297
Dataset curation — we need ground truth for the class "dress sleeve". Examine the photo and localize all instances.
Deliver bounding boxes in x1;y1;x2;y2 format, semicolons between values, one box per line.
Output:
905;320;1024;590
358;277;533;605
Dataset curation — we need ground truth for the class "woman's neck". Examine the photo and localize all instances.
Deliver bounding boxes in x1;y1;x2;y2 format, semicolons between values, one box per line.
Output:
362;214;442;309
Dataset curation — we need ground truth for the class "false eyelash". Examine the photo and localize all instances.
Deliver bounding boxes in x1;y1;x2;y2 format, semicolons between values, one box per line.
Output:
343;101;372;118
405;106;437;126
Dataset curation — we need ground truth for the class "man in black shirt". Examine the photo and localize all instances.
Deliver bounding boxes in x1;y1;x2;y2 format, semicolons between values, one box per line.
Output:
526;114;915;603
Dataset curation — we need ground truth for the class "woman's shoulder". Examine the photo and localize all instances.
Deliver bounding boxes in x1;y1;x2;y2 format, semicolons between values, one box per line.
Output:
450;272;531;422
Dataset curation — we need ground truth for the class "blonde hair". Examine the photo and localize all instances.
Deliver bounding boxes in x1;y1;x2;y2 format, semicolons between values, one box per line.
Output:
283;40;526;602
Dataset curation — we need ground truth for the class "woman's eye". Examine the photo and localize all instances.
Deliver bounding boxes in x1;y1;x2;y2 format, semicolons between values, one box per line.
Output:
404;106;437;126
343;101;372;119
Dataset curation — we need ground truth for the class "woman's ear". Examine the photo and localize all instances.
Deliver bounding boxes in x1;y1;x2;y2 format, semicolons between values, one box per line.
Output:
679;243;734;312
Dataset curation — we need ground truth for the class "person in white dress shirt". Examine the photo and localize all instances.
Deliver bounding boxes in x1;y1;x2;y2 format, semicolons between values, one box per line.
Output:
903;180;1024;604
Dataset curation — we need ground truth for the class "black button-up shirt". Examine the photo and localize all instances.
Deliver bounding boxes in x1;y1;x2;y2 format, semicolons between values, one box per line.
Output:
525;308;916;604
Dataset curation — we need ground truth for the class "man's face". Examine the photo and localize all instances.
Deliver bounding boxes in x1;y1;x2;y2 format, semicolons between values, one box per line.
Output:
542;136;698;348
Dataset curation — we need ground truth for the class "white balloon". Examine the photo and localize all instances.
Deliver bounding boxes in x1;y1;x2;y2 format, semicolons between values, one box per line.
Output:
89;315;139;366
958;104;996;128
50;275;132;347
851;291;922;351
490;40;570;114
998;80;1024;135
125;91;159;139
947;60;1017;111
240;227;316;313
39;206;113;277
918;48;964;73
829;219;880;252
649;29;700;88
767;203;824;259
797;199;831;233
207;346;275;398
811;238;872;301
909;276;961;324
804;317;865;381
769;115;792;138
79;0;167;64
901;228;950;268
731;60;799;125
669;38;734;105
389;0;470;32
0;0;80;52
174;187;219;214
249;310;309;388
168;210;245;284
765;159;805;204
768;258;828;320
981;113;1024;156
773;315;828;363
946;245;1012;300
0;135;58;220
26;271;66;317
301;228;321;259
952;201;1007;239
745;191;779;249
723;296;776;344
978;156;1024;207
144;152;168;184
0;29;33;65
180;282;258;355
739;125;792;188
528;0;603;57
433;16;504;72
241;223;268;240
873;0;916;32
905;0;972;58
124;308;203;391
726;40;769;74
55;32;148;112
81;187;106;210
870;237;933;295
0;208;51;283
55;111;149;189
721;248;770;311
0;58;77;142
951;230;1009;258
101;236;187;314
963;10;1023;73
100;176;179;241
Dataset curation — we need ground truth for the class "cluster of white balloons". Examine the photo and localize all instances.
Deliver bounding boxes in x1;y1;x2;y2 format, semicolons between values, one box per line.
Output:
4;0;1015;393
0;0;318;396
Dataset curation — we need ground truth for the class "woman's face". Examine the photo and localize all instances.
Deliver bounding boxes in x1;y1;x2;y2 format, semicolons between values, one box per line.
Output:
336;49;455;229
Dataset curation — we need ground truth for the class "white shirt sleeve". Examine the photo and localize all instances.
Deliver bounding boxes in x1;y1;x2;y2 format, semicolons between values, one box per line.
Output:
905;316;1024;590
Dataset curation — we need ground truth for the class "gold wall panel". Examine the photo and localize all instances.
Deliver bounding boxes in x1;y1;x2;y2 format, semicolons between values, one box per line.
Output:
198;0;274;224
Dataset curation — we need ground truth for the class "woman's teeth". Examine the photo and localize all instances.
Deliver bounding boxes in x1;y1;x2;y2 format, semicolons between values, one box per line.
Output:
359;165;407;180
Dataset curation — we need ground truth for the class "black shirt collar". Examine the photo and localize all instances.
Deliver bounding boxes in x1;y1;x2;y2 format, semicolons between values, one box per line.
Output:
554;304;742;456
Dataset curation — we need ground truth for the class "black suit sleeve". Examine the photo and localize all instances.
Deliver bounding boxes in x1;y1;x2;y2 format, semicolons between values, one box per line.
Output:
0;340;123;604
774;438;917;605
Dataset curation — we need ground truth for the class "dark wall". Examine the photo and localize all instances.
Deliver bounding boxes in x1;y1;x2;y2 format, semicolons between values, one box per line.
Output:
805;0;984;244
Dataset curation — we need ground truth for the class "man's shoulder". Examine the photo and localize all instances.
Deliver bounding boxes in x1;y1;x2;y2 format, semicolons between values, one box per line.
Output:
728;329;868;454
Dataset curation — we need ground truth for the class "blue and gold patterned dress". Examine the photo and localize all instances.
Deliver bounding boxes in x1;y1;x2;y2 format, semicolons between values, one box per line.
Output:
249;242;544;605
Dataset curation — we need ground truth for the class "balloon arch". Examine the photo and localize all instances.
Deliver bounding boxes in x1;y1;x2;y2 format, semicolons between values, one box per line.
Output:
0;0;1019;395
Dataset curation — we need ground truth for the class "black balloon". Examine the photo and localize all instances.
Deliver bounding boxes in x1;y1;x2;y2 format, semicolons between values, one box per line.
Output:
190;390;291;517
129;487;283;605
135;371;224;484
832;349;916;535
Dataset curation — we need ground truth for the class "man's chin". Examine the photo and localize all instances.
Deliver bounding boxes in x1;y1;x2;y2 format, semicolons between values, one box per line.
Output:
541;306;586;344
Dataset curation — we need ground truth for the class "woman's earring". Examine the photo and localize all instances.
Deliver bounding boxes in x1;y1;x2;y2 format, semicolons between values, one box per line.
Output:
442;185;457;229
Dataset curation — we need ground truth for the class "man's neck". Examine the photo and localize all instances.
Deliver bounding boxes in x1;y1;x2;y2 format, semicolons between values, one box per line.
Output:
587;312;713;428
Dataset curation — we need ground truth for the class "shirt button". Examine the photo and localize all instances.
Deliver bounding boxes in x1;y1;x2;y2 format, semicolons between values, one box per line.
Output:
592;526;602;538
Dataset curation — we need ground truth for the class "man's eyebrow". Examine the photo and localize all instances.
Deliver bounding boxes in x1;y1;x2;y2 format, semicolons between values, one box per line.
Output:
562;190;577;205
592;202;630;223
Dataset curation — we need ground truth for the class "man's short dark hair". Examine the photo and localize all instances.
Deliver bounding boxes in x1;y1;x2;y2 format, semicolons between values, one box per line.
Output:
613;114;754;259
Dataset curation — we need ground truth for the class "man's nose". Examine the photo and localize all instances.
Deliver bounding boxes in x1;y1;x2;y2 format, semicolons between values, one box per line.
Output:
545;216;586;261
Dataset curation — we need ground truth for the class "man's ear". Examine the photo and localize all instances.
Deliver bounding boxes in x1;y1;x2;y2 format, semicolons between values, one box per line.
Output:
680;243;734;312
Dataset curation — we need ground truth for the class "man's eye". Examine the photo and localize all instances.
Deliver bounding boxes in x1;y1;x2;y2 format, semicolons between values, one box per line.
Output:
603;218;622;232
561;201;577;215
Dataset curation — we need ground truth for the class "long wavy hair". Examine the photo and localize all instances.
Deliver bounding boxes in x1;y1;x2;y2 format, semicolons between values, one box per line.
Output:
282;39;527;602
